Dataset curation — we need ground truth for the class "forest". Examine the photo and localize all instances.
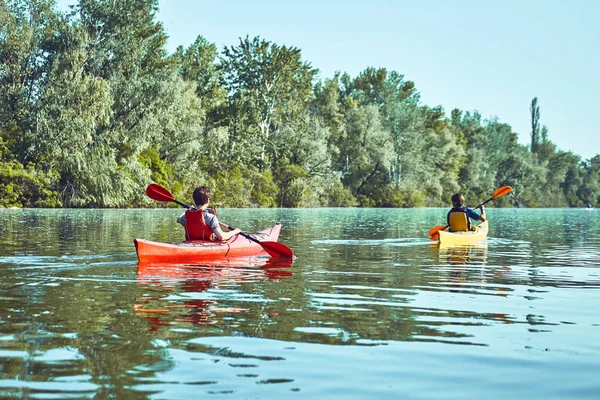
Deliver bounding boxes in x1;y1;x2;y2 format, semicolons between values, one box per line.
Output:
1;0;599;209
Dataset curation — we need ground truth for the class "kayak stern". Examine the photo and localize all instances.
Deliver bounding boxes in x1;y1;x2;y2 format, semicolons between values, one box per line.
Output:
437;220;489;245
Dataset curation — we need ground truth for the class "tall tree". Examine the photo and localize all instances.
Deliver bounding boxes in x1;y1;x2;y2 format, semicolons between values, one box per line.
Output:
530;97;540;153
0;0;61;163
220;36;317;167
34;21;115;206
35;0;179;206
339;104;394;204
171;35;226;128
536;125;555;162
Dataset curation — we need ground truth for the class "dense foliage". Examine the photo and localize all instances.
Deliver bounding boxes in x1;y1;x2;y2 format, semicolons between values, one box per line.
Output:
1;0;598;208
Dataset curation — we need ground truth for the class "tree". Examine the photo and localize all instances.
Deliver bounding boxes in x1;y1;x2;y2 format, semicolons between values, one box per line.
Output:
0;0;61;163
342;67;419;108
220;36;317;167
171;35;226;128
536;125;555;163
544;151;582;206
33;21;116;206
530;97;540;153
38;0;182;206
339;104;394;205
578;156;600;207
496;148;545;207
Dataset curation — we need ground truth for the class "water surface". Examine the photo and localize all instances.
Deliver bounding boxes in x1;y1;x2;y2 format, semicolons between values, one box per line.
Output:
1;208;599;399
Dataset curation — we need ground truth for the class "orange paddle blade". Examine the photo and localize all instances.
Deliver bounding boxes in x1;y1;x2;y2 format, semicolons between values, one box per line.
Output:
492;185;513;199
428;225;447;237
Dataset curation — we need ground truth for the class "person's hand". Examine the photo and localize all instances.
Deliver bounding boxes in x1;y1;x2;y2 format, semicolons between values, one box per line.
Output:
233;228;242;235
476;203;484;210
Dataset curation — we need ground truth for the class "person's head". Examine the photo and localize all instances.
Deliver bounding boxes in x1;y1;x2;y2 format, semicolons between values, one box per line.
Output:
451;193;465;208
193;186;211;206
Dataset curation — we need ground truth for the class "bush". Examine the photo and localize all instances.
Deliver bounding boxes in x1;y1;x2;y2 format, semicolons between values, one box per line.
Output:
275;165;310;208
209;165;278;208
0;161;61;208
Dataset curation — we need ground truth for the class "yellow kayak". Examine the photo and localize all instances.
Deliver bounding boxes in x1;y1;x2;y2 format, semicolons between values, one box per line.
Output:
437;220;489;245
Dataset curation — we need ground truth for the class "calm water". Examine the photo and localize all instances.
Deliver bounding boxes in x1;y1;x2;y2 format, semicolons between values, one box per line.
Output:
1;208;599;399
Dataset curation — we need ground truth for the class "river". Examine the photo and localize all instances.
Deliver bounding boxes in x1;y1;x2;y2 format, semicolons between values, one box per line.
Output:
1;208;599;399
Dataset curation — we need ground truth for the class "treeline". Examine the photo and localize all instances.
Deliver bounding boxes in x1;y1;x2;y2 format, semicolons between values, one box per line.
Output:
1;0;598;208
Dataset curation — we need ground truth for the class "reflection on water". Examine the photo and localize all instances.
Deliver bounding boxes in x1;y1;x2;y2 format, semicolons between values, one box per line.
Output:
437;242;488;265
0;208;599;399
136;258;293;329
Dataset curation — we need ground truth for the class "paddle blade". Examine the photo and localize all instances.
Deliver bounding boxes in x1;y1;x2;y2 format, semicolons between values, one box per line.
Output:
259;241;294;258
492;185;513;199
146;184;175;203
428;225;447;238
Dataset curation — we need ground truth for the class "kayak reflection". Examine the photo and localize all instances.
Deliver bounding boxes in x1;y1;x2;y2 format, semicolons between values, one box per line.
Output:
436;242;512;303
134;257;293;330
137;256;293;279
437;242;488;265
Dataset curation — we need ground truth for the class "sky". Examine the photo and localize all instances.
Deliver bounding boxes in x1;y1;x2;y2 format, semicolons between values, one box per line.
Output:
58;0;599;160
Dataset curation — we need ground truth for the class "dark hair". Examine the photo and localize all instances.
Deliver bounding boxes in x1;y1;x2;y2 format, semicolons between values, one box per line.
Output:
451;193;465;208
193;186;211;206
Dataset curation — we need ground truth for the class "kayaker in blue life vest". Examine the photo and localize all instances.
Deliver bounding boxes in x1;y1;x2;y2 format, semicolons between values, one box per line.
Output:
447;193;486;232
177;186;241;241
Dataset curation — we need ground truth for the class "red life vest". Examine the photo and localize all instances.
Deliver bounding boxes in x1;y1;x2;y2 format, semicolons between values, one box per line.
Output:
184;209;215;241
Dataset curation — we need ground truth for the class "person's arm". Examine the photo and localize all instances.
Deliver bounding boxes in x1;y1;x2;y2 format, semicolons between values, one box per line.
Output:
213;225;242;241
466;207;485;222
475;204;486;222
176;212;186;227
206;214;241;240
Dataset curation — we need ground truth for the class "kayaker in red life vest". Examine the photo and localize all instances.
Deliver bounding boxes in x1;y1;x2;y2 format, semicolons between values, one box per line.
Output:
447;193;486;232
176;186;241;241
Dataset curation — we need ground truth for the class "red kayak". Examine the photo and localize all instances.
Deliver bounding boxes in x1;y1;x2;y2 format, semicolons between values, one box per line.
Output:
134;224;281;263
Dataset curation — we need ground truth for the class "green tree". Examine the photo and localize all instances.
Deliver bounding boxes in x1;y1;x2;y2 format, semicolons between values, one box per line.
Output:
312;74;345;133
536;125;554;163
171;35;227;127
578;156;600;207
0;0;61;163
220;36;317;167
34;21;116;206
339;105;394;205
530;97;540;153
41;0;182;206
544;151;582;206
0;137;60;207
421;107;466;204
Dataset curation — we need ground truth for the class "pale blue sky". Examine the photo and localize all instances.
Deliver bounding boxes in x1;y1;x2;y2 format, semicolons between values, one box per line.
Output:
58;0;600;160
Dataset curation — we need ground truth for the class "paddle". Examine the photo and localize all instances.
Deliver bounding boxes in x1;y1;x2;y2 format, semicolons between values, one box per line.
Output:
145;184;294;258
429;185;513;239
